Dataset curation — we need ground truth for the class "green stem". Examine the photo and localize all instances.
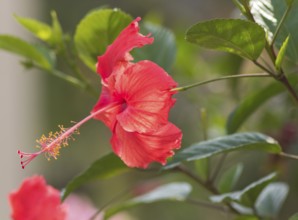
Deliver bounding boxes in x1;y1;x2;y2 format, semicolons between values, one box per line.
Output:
270;2;293;47
40;67;88;91
172;73;271;92
186;198;229;213
175;165;218;194
279;152;298;160
61;39;98;97
209;153;228;183
279;74;298;105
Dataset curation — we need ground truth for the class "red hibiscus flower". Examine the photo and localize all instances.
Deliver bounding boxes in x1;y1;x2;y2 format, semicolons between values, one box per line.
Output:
9;176;67;220
18;17;182;169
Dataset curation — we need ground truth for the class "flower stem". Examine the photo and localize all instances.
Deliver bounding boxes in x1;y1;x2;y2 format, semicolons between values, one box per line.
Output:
172;73;270;92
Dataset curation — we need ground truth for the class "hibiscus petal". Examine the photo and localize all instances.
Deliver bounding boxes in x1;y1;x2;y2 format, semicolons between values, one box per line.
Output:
97;17;153;81
111;122;182;168
91;86;121;129
115;60;178;133
9;176;67;220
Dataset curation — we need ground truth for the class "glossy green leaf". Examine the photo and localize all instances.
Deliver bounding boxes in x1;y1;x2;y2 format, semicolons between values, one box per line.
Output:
74;8;132;70
61;153;128;200
250;0;298;62
0;35;51;69
275;35;290;71
104;182;192;219
164;133;281;169
14;15;52;42
186;19;266;60
218;163;243;193
210;173;276;207
289;213;298;220
255;182;289;217
133;22;176;71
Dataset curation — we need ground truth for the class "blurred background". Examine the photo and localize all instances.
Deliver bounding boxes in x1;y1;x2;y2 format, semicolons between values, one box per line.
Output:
2;0;298;219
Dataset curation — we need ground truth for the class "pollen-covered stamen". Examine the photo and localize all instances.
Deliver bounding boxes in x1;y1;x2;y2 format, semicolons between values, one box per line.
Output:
18;102;120;169
17;125;79;169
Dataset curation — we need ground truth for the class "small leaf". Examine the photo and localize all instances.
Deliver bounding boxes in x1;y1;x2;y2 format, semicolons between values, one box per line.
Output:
14;15;52;42
104;182;192;219
210;173;276;207
275;36;290;71
255;182;289;218
50;11;63;46
61;153;128;200
74;8;132;70
133;22;176;71
164;132;281;169
0;35;51;69
186;19;266;60
289;213;298;220
218;163;243;193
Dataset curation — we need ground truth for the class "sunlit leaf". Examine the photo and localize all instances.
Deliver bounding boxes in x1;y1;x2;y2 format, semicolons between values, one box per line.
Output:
218;163;243;193
0;35;51;69
14;15;52;42
255;182;289;218
164;133;281;169
104;182;192;219
186;19;266;60
250;0;298;62
61;153;128;200
210;173;276;207
133;22;176;71
74;8;132;71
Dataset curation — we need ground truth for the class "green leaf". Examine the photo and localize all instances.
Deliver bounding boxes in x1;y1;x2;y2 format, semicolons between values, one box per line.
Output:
15;11;63;48
14;15;52;42
164;133;281;169
74;8;132;71
104;182;192;219
186;19;266;60
226;74;298;134
0;35;51;69
218;163;243;193
61;153;128;201
275;35;290;71
250;0;298;62
195;158;209;181
50;11;63;46
226;82;283;134
234;216;259;220
133;22;176;71
210;173;276;207
289;213;298;220
255;182;289;218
